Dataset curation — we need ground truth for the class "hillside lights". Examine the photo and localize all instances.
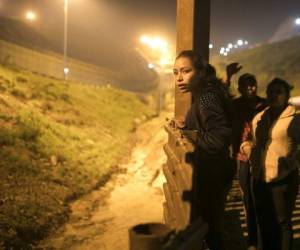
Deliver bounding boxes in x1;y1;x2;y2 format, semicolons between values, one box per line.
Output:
228;43;233;49
237;39;244;46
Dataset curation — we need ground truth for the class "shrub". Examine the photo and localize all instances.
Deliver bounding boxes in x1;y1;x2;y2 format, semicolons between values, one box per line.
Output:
10;89;27;99
16;76;28;84
0;128;15;145
17;111;42;141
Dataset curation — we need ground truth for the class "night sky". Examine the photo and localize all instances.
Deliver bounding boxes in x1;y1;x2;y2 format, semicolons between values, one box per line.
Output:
0;0;299;63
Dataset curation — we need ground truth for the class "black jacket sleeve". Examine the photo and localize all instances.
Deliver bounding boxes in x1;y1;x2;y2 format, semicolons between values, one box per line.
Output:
195;92;232;155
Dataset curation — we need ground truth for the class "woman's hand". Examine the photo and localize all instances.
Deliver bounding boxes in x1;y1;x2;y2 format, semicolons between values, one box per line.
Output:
240;141;252;160
225;62;242;87
169;117;185;129
226;62;242;79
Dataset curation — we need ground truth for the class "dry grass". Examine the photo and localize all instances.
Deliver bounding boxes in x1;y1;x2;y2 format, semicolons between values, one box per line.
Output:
0;64;154;248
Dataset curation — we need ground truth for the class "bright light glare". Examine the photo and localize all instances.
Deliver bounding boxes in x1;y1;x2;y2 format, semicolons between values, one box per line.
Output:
237;39;244;46
139;34;174;71
225;48;230;52
64;67;70;75
140;35;168;52
228;43;233;49
209;44;213;49
150;37;166;49
148;63;154;69
295;18;300;25
25;11;36;21
244;40;249;45
160;58;168;66
140;35;150;44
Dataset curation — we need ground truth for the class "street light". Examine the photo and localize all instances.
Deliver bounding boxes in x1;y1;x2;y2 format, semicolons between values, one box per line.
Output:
64;67;70;75
138;35;174;115
25;11;36;21
63;0;69;79
148;63;154;69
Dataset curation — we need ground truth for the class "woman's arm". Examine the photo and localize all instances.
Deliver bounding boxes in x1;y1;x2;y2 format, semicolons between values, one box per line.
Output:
195;92;232;154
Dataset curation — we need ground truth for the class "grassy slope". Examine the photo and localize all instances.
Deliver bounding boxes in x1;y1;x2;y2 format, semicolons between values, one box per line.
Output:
0;65;154;248
212;36;300;96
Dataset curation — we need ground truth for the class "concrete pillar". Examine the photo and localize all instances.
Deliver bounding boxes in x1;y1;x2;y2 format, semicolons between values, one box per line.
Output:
175;0;210;119
163;0;211;231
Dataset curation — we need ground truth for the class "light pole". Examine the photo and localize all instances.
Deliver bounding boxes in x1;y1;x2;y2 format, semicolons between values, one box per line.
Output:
138;35;174;115
63;0;69;79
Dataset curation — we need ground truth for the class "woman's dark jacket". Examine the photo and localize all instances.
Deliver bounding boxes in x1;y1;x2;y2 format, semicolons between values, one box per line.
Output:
184;82;232;157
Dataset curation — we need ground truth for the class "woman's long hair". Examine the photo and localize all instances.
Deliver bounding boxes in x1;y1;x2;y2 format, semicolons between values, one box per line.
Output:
176;50;233;124
176;50;230;98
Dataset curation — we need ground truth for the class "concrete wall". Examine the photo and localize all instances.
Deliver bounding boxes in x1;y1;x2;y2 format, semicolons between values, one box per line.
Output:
0;39;120;86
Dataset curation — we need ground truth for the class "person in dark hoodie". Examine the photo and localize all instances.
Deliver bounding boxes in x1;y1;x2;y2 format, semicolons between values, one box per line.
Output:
226;64;267;250
173;50;233;250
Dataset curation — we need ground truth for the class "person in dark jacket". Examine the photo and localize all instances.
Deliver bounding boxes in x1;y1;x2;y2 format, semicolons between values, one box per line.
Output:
173;50;234;250
226;66;267;250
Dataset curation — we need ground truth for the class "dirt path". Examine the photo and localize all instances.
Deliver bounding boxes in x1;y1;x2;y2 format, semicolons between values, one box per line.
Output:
38;112;171;250
36;107;300;250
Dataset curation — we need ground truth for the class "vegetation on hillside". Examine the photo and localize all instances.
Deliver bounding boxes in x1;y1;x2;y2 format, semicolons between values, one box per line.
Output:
212;36;300;96
0;64;154;249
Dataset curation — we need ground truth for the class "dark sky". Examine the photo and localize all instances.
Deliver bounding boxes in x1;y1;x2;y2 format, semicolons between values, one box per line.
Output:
0;0;300;60
211;0;300;47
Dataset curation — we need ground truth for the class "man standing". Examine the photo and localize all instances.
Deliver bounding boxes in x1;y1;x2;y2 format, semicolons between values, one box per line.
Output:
227;65;267;250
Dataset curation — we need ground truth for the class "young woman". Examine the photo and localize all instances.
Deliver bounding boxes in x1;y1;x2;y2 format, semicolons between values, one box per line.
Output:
173;50;234;250
241;78;300;250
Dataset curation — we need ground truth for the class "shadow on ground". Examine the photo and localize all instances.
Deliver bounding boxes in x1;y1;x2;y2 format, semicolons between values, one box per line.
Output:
224;179;300;250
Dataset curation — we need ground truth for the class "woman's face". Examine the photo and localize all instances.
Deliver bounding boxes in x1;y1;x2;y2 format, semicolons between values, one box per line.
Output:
173;56;200;93
267;85;289;109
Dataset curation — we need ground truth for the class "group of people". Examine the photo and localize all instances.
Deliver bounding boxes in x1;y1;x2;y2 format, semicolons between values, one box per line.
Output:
172;50;300;250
